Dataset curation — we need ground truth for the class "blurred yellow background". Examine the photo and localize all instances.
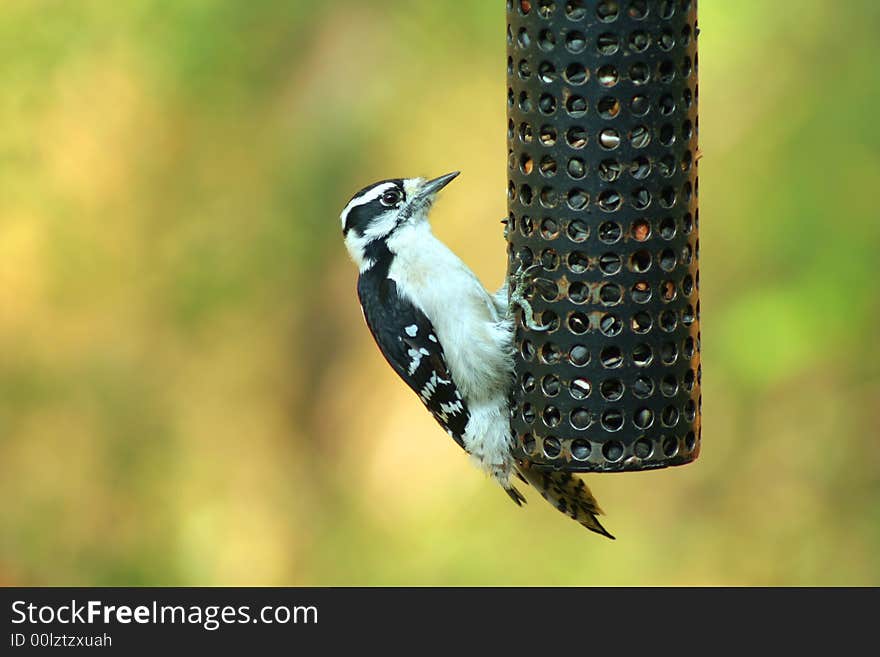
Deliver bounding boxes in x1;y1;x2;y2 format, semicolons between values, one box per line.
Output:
1;0;878;586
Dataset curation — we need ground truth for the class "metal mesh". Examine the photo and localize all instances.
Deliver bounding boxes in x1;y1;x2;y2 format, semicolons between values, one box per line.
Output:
506;0;701;472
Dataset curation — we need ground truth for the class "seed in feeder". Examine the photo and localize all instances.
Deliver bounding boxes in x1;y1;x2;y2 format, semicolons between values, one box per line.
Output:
599;313;622;337
570;378;591;399
568;251;590;272
571;439;591;459
599;252;622;275
596;32;619;55
571;408;591;430
568;312;590;334
634;438;653;458
567;219;589;242
633;343;653;366
596;1;619;22
568;282;589;304
630;94;649;116
631;311;652;333
539;125;557;146
599;221;622;243
566;127;588;149
565;30;586;53
659;216;676;239
632;375;654;398
660;374;678;397
631;281;651;303
570;344;590;366
630;126;651;149
600;346;623;369
632;219;651;241
541;341;562;364
543;405;561;427
597;189;622;211
659;309;677;332
538;29;556;51
541;374;560;396
543;436;561;458
567;189;589;210
632;187;651;210
662;405;680;427
565;63;588;85
539;94;557;115
629;62;650;85
599;129;620;149
600;283;622;305
601;410;624;433
634;407;653;429
539;156;557;177
566;158;586;180
601;378;624;401
660;341;678;365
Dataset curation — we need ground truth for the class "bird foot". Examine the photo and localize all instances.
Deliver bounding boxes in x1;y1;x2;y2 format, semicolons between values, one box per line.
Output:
508;263;550;332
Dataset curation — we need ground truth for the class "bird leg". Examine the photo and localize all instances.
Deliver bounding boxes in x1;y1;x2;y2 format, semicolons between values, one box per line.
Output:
508;263;550;332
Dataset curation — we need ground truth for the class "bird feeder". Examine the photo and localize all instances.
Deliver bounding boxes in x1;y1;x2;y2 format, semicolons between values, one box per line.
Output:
506;0;701;472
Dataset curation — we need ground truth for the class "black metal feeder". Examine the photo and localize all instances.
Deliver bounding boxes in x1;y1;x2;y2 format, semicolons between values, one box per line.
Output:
506;0;701;472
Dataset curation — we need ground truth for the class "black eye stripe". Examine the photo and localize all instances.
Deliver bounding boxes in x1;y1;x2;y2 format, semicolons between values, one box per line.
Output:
342;179;406;235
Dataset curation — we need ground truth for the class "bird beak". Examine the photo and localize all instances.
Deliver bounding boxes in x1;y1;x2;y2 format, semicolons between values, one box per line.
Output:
417;171;460;201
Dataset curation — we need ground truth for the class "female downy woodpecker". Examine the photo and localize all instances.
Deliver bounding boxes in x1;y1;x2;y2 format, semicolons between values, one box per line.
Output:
340;172;613;539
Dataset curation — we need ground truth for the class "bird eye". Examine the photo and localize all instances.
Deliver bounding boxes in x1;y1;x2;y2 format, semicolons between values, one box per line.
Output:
381;189;402;206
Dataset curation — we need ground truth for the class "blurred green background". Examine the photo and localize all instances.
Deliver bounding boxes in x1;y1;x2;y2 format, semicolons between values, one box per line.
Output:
1;0;878;586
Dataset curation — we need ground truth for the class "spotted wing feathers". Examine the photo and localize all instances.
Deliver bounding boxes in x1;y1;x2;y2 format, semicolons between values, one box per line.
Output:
357;275;469;447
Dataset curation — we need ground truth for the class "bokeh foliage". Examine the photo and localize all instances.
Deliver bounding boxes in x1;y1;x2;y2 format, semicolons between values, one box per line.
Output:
0;0;878;585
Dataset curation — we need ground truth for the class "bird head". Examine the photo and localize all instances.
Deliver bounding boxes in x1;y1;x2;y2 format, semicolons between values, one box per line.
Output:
340;172;459;271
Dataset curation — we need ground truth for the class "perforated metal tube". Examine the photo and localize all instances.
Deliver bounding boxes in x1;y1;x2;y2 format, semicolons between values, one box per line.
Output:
506;0;701;472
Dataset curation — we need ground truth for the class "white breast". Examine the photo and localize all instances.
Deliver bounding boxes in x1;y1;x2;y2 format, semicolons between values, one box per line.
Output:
386;222;513;403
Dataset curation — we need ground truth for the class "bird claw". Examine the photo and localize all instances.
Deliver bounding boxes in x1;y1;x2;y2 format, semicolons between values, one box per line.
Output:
508;263;550;332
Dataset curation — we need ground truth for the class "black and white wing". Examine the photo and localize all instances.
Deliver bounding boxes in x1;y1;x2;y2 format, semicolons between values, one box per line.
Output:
357;274;469;448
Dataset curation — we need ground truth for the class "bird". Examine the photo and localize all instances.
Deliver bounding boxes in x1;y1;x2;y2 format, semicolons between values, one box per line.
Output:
339;171;614;539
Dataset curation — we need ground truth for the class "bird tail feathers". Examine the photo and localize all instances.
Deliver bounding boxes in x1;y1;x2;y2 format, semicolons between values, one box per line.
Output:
511;463;615;540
